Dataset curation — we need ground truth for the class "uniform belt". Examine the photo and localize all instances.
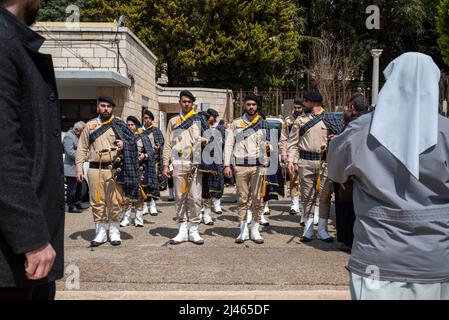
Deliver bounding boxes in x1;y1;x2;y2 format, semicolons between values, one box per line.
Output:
300;150;326;161
90;162;113;169
234;157;263;167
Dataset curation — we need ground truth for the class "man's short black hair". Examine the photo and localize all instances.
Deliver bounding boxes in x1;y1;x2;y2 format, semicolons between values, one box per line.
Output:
206;108;219;118
143;110;154;120
350;94;369;112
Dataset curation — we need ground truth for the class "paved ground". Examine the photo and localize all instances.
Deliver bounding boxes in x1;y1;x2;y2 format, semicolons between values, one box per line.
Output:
57;187;351;299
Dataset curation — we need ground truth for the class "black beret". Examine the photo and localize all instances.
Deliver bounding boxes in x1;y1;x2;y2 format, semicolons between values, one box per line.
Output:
206;108;219;118
294;98;304;106
98;96;116;107
244;92;262;107
143;110;154;120
126;116;141;127
304;91;323;103
179;90;196;102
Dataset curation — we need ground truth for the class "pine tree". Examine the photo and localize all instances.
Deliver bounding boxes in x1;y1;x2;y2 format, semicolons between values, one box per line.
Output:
39;0;86;22
81;0;304;90
437;0;449;66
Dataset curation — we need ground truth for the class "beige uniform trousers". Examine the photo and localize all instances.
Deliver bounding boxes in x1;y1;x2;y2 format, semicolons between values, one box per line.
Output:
88;168;123;223
173;163;202;224
299;159;332;219
234;166;264;222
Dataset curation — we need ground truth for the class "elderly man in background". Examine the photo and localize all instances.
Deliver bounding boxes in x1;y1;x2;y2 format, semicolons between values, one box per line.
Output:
63;121;86;213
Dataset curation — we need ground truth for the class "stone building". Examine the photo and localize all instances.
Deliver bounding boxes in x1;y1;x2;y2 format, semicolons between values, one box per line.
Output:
33;22;233;132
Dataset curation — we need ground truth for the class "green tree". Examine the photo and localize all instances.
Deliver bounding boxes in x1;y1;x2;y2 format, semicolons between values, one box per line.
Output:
39;0;86;22
82;0;304;90
299;0;442;79
437;0;449;66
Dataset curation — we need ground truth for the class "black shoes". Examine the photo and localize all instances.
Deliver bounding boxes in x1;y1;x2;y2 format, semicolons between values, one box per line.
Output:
110;240;121;246
68;206;83;214
318;236;334;243
300;236;313;243
90;241;104;247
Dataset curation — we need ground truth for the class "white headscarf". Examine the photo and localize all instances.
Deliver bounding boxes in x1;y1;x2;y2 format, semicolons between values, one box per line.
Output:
370;52;441;179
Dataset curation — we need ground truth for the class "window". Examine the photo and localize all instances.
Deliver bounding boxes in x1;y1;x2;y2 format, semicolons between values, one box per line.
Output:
60;100;97;132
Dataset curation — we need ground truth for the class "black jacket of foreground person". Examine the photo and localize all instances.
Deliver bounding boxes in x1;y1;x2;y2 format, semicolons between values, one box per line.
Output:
0;7;65;287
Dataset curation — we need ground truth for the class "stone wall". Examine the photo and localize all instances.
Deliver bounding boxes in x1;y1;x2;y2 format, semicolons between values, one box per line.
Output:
34;23;160;125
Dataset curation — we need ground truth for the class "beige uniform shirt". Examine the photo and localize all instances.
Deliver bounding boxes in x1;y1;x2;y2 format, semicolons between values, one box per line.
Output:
224;117;268;167
279;116;296;157
287;115;329;164
75;118;121;172
162;114;202;167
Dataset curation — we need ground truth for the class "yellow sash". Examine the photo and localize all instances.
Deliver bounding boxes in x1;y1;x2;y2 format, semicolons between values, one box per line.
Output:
241;114;260;127
176;108;196;125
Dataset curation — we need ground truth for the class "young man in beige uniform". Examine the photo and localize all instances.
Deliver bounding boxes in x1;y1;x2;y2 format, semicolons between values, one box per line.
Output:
287;92;344;243
162;90;208;245
280;98;305;217
224;92;271;244
76;96;140;247
142;110;165;216
120;116;160;228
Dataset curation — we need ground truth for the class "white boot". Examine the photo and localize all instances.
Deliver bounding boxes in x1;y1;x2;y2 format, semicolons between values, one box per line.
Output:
142;201;149;216
246;209;253;225
135;208;144;227
260;212;270;226
301;217;315;242
249;221;264;244
91;222;108;247
188;222;204;245
263;202;270;215
235;221;249;244
202;208;214;225
213;198;223;214
149;199;158;216
109;222;122;246
314;206;320;226
290;196;300;215
317;218;334;243
170;222;189;245
120;208;132;227
168;188;174;201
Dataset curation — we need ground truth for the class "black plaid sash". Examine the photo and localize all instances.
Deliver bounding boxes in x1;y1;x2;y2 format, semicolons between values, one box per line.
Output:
137;133;160;199
89;118;140;200
299;112;344;137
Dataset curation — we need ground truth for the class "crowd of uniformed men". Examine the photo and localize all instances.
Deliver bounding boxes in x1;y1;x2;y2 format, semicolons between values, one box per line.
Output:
74;89;347;247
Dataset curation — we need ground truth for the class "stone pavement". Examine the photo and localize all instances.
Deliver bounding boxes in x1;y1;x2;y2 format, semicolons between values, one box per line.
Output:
57;187;351;300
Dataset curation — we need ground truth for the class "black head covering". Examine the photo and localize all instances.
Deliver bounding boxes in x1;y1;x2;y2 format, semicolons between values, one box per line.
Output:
126;115;141;128
304;91;323;103
98;96;116;107
143;110;154;120
179;90;196;102
244;92;262;107
294;98;304;106
207;108;219;118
